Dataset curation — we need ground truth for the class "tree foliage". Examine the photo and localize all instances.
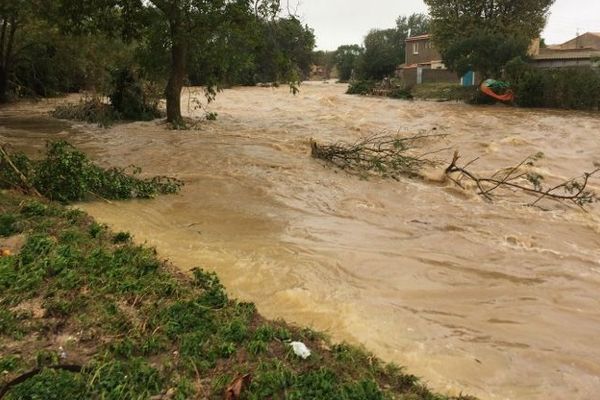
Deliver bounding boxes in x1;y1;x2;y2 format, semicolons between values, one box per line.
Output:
345;13;429;81
359;29;403;80
442;30;529;77
424;0;555;78
334;45;363;82
2;0;315;126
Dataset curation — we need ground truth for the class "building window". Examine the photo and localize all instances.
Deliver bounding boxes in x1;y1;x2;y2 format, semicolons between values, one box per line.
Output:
413;43;419;55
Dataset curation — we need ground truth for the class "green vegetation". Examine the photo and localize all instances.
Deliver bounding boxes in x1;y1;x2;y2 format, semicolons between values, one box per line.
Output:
332;13;429;82
0;141;182;202
424;0;555;80
347;80;476;102
335;45;364;82
347;81;377;96
505;59;600;111
412;83;478;102
1;1;316;126
51;98;121;128
51;67;164;127
346;80;413;100
0;191;474;399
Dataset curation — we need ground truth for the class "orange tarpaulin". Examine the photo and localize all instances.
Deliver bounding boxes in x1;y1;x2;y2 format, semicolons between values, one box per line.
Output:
480;82;514;102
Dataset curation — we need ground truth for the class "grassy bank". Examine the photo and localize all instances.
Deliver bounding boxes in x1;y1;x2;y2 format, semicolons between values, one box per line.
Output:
410;84;478;103
0;191;473;399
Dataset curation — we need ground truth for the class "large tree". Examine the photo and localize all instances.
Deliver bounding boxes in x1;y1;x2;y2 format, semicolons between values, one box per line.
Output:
140;0;280;124
334;44;363;82
424;0;554;79
0;0;32;102
352;13;429;81
22;0;288;124
360;29;403;80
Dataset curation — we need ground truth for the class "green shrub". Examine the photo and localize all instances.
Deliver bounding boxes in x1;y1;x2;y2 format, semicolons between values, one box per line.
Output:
2;141;182;202
4;368;87;400
388;87;413;99
51;97;119;127
346;80;376;95
412;83;478;102
109;67;163;121
51;68;163;127
0;213;18;236
506;58;600;110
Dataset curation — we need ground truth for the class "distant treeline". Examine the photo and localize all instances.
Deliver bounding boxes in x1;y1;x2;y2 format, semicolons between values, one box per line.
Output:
313;14;430;83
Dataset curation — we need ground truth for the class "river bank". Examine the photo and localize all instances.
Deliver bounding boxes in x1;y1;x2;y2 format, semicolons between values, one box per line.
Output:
2;82;600;399
0;190;470;399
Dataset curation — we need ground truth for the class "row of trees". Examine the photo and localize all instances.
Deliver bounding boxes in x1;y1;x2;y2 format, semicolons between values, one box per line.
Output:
0;0;316;123
326;1;555;87
326;13;430;82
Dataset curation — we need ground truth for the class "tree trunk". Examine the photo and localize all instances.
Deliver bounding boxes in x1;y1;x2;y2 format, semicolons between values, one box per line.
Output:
0;66;8;103
165;22;187;124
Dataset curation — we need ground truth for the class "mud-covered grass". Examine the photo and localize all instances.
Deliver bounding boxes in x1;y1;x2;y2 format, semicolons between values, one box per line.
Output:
0;190;474;400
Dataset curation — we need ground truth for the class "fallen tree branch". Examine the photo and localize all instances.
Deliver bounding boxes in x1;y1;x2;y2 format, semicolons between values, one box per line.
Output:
0;144;42;197
310;132;445;179
311;134;599;210
445;151;600;209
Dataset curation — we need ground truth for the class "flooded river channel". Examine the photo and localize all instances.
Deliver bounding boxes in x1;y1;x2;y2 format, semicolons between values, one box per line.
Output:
2;83;600;399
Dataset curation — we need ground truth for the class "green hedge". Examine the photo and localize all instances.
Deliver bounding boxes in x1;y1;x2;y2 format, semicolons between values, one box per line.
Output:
506;59;600;111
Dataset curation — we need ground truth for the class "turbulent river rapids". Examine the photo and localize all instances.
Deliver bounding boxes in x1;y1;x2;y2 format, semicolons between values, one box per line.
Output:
2;82;600;400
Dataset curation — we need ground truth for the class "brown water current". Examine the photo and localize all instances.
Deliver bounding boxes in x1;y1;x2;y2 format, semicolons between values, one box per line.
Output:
2;84;600;399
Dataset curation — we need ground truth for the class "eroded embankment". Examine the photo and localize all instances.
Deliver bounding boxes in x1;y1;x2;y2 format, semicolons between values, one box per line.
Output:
2;83;600;399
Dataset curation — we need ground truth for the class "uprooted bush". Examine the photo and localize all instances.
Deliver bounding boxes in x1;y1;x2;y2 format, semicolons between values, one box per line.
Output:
0;141;182;202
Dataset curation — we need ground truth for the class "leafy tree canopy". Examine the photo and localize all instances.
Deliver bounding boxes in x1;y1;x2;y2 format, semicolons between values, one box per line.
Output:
334;45;363;82
337;13;430;81
1;0;315;126
424;0;555;78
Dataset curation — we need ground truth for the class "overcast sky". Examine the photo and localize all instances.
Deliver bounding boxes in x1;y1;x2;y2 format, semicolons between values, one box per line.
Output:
296;0;600;50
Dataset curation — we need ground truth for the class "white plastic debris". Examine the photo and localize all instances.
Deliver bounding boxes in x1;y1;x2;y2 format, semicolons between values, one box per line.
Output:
289;341;311;359
58;346;67;360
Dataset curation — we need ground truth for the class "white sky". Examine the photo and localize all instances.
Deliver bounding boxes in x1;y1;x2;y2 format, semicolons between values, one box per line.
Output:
295;0;600;50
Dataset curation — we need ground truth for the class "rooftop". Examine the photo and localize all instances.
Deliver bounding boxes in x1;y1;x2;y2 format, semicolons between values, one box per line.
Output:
533;48;600;60
405;34;431;42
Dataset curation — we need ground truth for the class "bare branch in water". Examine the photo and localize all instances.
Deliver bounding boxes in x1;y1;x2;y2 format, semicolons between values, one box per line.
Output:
311;135;599;210
445;151;600;209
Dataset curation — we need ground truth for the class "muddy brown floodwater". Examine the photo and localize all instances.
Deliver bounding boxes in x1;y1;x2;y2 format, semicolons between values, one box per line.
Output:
2;83;600;399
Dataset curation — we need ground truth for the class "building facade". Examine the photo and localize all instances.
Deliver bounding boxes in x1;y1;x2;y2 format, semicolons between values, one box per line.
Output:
398;34;462;87
531;32;600;69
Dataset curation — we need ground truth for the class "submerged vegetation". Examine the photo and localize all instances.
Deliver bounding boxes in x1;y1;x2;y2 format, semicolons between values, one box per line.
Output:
0;191;475;399
0;141;182;202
